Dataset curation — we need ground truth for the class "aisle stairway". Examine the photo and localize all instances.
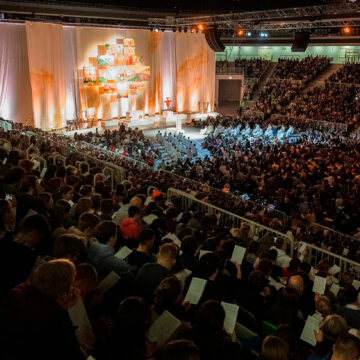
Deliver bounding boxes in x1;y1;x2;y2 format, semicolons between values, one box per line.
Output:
301;63;343;93
250;62;278;101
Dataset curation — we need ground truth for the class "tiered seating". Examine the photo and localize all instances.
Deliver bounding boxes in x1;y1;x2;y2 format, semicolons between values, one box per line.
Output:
272;56;331;83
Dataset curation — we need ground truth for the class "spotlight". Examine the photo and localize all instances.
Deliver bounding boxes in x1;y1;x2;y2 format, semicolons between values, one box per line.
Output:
237;29;245;36
154;27;159;32
198;24;205;32
342;26;351;34
259;31;268;38
191;26;197;33
246;31;252;36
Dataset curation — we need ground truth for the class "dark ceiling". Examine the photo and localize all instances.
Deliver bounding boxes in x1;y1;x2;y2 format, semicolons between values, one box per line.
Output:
4;0;328;13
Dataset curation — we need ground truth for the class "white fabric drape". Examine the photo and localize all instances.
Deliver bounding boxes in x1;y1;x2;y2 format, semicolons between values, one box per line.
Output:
0;24;215;128
63;26;80;121
161;32;177;111
175;32;215;113
26;22;67;130
0;24;33;124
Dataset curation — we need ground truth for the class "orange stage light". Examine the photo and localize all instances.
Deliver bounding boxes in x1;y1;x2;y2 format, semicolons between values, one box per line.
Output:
198;24;205;32
237;29;245;36
343;26;351;34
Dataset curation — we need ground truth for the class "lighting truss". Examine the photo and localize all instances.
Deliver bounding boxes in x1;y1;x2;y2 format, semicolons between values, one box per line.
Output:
148;2;360;31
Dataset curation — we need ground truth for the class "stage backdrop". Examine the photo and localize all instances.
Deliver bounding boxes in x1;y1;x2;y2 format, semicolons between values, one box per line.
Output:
0;22;215;129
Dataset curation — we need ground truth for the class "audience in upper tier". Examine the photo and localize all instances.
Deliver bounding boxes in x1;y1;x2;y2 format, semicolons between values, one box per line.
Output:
328;63;360;84
272;56;331;83
288;83;360;127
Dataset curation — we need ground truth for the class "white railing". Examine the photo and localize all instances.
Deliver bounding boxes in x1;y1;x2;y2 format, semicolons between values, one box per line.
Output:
216;67;244;75
167;187;294;256
310;222;360;245
271;114;348;133
21;130;360;272
299;242;360;281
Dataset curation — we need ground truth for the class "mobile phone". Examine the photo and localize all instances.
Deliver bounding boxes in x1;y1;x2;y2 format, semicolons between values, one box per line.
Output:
5;193;12;201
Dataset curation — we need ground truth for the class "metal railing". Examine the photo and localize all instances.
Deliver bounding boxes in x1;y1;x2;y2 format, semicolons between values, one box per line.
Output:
299;242;360;281
216;67;244;75
167;187;294;256
310;222;360;245
271;114;348;133
20;130;360;270
326;81;360;88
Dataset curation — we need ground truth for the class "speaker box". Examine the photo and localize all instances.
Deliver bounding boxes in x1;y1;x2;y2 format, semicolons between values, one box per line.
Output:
205;28;225;52
291;32;310;52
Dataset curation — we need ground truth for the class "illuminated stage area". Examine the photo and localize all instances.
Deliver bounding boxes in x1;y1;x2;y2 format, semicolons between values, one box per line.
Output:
0;22;215;131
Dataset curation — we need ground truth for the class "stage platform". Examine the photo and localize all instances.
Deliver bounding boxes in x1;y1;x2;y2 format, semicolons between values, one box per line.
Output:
63;111;218;136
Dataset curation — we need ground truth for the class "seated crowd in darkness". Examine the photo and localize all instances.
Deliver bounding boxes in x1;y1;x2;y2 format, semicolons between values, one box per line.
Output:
1;126;360;360
272;56;331;83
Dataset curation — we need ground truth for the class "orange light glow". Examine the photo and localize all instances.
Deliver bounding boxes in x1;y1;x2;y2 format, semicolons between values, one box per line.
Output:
237;29;245;36
198;24;205;32
343;26;351;34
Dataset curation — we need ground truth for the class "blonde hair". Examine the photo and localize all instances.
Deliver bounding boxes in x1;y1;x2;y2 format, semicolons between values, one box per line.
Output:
30;259;76;299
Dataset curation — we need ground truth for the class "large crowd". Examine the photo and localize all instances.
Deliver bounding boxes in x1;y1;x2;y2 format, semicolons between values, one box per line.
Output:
1;59;360;360
1;124;360;360
328;63;360;84
272;56;331;83
287;84;360;127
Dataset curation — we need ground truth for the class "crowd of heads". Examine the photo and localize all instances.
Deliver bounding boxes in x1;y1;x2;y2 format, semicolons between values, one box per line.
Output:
272;56;331;83
1;58;360;360
288;83;360;127
1;125;360;360
329;63;360;84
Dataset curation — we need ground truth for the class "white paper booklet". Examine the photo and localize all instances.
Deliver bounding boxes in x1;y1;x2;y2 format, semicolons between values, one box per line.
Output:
300;315;321;346
143;214;158;225
330;283;341;296
353;279;360;290
313;276;327;295
328;264;340;276
162;233;181;247
268;276;285;290
221;302;239;334
115;246;133;260
97;271;121;292
148;310;181;346
231;245;246;265
184;277;207;305
68;299;95;348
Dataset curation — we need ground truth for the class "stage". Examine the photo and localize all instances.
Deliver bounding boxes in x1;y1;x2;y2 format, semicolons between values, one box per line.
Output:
63;111;218;136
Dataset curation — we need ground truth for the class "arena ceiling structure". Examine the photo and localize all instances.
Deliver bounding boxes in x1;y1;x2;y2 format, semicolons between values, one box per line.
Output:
0;0;360;45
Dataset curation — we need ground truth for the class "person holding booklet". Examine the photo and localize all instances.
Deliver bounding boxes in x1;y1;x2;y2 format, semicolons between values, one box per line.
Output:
86;220;136;280
133;243;178;303
127;229;156;269
1;259;85;360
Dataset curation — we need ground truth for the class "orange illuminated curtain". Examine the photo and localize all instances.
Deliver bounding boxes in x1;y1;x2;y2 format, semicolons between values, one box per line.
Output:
26;22;66;130
175;32;215;113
